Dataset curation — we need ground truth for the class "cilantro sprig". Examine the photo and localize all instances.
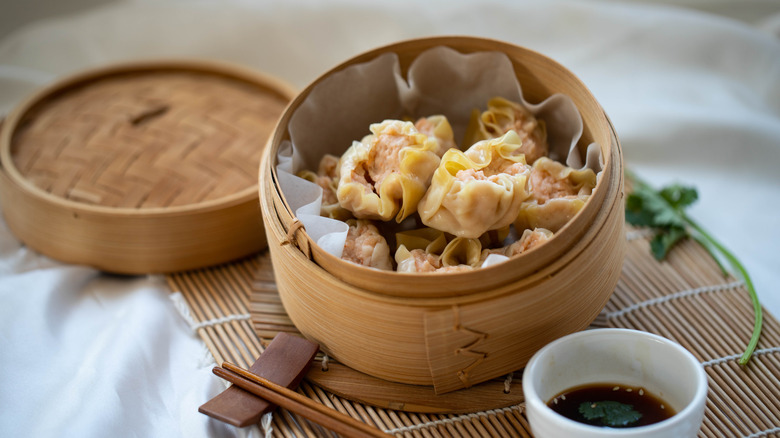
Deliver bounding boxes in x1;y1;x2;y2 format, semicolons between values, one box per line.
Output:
578;401;642;428
625;170;762;366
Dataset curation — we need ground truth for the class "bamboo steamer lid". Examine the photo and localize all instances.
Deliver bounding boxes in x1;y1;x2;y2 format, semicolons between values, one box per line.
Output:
259;36;625;396
0;60;295;274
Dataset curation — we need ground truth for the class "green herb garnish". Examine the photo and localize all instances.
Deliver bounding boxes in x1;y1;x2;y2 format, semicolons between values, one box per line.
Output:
625;170;762;366
579;401;642;427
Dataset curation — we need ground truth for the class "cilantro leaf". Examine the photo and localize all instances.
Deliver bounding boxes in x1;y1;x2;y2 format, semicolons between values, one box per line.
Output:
578;401;642;427
624;170;762;366
660;184;698;209
650;226;688;261
626;183;690;258
625;193;655;227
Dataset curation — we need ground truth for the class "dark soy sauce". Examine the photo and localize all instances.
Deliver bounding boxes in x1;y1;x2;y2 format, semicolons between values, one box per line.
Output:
547;383;675;428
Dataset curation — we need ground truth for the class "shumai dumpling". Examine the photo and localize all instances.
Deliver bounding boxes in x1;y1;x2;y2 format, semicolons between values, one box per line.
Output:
395;235;481;273
417;130;532;239
514;157;597;233
481;227;554;261
463;97;548;164
414;115;457;157
341;219;393;270
337;120;441;222
440;237;482;267
297;154;352;220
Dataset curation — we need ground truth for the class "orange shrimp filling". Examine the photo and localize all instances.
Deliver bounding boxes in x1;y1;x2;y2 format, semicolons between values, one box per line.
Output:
485;107;547;163
515;229;551;254
350;128;409;193
342;222;387;267
407;248;473;273
528;168;580;204
455;161;526;183
408;248;442;272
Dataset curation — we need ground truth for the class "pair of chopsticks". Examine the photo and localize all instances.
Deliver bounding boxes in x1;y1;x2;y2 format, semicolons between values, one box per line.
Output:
214;362;393;438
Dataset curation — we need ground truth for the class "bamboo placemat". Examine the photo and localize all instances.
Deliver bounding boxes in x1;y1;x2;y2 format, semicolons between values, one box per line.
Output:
166;226;780;437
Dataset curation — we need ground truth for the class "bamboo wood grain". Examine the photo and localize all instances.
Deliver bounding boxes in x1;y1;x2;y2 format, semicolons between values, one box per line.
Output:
216;363;392;438
205;238;778;425
0;59;296;274
258;36;626;393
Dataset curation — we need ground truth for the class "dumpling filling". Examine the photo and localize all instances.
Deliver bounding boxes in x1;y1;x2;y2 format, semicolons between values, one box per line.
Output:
526;157;594;204
396;247;443;273
341;219;393;270
481;227;554;261
515;157;597;232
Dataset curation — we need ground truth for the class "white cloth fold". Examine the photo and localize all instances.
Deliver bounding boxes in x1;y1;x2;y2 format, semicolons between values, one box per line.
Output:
1;1;778;437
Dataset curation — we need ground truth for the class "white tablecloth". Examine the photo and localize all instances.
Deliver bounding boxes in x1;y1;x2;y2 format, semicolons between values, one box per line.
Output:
1;1;778;437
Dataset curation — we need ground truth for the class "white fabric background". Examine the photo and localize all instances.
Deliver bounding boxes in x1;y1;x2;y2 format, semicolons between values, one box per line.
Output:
1;1;778;437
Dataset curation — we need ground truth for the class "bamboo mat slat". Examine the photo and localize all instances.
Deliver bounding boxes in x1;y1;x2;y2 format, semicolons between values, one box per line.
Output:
166;227;780;437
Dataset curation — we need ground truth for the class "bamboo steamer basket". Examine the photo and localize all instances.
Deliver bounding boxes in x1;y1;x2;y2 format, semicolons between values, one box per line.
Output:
259;36;625;395
0;60;295;274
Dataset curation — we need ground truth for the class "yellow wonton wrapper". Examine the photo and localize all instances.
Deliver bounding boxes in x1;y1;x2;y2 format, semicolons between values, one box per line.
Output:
440;237;482;267
337;120;441;222
462;96;548;164
395;228;447;254
514;157;597;233
417;130;532;238
414;115;457;157
395;234;482;273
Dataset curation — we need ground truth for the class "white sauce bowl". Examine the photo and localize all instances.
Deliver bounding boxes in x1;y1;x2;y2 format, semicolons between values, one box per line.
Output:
523;328;708;438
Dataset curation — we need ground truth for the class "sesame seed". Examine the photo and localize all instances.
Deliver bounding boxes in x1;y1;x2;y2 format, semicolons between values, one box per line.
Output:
661;404;665;410
561;395;566;400
613;386;620;391
639;389;644;396
626;388;633;392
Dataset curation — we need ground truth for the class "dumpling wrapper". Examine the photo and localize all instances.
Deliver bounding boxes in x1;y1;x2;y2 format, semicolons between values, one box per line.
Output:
478;227;554;268
418;130;532;238
297;154;353;221
515;157;597;233
395;227;447;254
462;96;548;164
337;120;441;222
414;115;457;157
395;236;481;273
481;227;554;259
440;237;482;267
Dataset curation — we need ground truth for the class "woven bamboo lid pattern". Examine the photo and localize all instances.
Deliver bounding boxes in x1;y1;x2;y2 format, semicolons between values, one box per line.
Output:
12;69;286;208
0;60;296;273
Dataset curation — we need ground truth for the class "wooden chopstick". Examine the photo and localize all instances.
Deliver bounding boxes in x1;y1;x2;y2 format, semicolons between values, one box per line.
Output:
214;362;393;438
